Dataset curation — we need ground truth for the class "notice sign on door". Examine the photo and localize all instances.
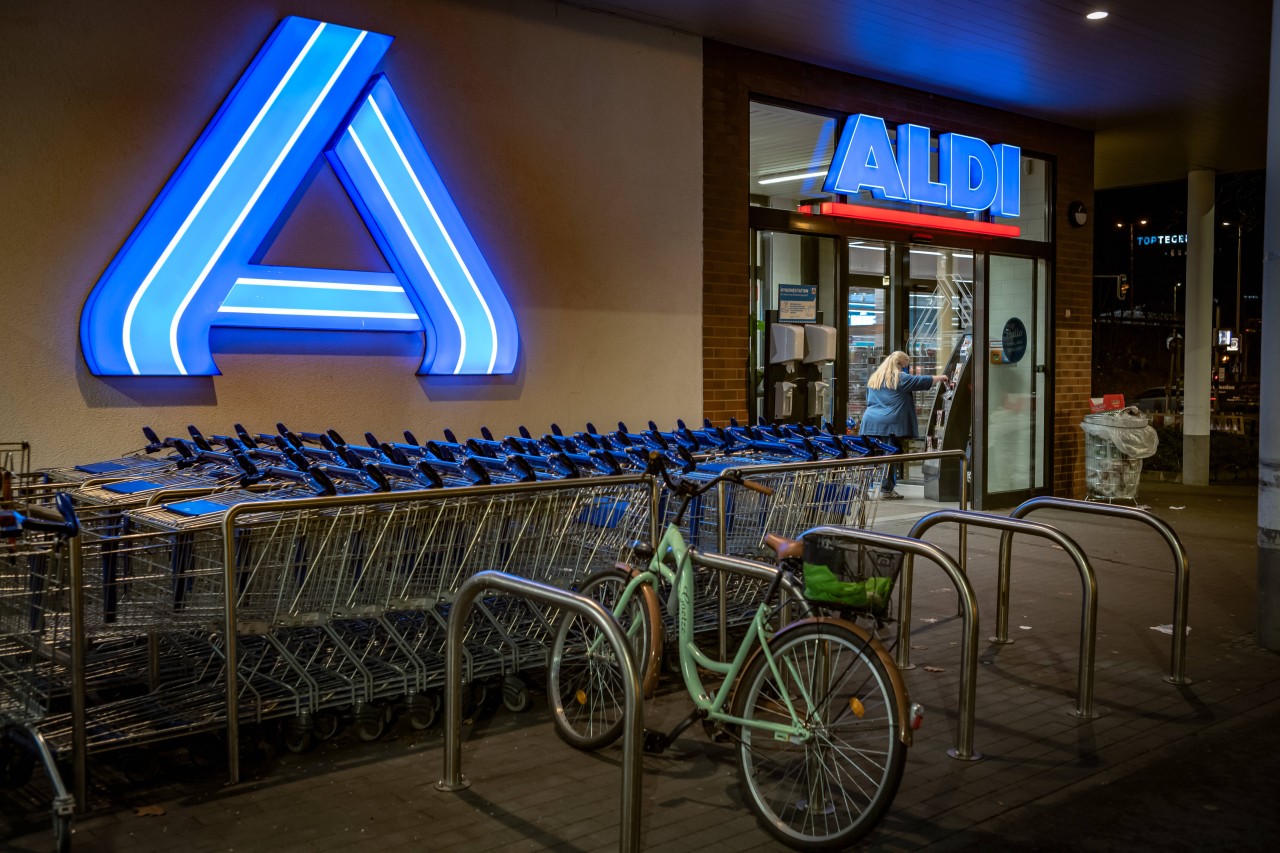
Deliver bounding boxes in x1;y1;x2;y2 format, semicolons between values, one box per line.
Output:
1001;317;1028;364
778;285;818;323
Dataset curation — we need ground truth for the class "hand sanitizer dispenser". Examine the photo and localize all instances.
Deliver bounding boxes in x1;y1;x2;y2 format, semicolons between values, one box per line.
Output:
809;380;830;418
769;324;804;369
803;324;837;364
774;381;795;419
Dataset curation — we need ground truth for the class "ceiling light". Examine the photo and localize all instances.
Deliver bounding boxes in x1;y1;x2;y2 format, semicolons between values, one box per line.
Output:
1086;11;1108;20
758;170;828;186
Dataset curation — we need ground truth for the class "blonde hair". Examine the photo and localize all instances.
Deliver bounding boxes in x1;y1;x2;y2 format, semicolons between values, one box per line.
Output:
867;351;910;390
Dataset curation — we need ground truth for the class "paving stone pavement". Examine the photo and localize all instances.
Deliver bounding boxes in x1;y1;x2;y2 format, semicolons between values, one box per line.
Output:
3;480;1278;851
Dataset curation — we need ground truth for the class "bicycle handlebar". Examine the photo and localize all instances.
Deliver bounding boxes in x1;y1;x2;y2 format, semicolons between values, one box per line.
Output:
645;451;775;498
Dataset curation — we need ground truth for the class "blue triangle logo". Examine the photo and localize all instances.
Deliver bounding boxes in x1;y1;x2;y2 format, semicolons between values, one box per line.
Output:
80;16;519;376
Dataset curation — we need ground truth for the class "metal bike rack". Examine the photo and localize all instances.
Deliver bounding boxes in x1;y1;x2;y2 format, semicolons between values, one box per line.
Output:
435;570;643;853
801;525;983;760
908;510;1100;719
714;449;971;658
1008;496;1191;685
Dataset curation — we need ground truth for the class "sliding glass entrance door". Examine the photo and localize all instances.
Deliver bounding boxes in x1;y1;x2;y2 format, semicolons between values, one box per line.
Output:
981;255;1049;504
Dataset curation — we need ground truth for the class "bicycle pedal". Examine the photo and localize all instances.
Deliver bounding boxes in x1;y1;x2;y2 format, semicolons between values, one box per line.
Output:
642;728;672;754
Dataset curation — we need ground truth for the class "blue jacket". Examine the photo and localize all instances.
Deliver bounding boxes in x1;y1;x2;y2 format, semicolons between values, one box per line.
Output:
860;371;934;438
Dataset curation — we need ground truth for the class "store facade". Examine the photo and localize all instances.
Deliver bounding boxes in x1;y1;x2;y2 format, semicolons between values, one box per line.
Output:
704;43;1094;507
2;4;1092;503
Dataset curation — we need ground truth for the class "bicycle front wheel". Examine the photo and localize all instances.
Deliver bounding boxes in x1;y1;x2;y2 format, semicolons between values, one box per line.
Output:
734;620;907;851
548;567;660;750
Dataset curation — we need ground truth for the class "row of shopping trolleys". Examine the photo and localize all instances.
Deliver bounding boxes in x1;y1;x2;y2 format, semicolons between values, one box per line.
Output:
47;416;898;502
2;416;897;818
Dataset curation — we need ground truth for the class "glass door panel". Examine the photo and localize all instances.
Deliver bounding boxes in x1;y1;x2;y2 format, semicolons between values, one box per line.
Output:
986;255;1039;495
749;230;838;425
905;246;976;435
846;240;889;432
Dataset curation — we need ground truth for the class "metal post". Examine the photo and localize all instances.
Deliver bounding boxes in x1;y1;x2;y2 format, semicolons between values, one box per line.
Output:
220;507;243;785
800;525;982;760
1009;496;1191;684
68;535;88;810
910;509;1099;719
896;552;916;671
716;479;729;661
436;571;643;853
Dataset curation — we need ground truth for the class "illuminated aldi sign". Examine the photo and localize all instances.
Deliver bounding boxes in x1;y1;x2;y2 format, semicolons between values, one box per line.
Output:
81;16;519;376
809;114;1021;237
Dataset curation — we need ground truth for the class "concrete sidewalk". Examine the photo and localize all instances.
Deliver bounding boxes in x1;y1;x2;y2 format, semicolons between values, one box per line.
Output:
3;480;1277;851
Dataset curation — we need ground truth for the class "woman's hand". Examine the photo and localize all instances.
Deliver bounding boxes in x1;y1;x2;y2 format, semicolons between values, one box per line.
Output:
934;374;949;386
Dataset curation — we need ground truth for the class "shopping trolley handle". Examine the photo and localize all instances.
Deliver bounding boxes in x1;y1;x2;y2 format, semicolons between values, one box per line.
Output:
0;492;80;539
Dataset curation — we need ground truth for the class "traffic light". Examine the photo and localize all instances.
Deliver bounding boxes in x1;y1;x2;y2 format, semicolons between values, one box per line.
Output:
1116;274;1130;300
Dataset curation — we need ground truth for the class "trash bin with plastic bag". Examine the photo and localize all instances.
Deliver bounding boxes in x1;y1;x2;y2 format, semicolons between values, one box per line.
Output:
1080;406;1159;502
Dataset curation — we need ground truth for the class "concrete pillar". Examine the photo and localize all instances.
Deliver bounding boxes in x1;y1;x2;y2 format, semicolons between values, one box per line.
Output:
1258;0;1280;651
1182;170;1215;486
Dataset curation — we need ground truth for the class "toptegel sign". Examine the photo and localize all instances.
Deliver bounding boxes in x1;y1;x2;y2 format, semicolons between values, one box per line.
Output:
823;115;1020;218
80;16;519;377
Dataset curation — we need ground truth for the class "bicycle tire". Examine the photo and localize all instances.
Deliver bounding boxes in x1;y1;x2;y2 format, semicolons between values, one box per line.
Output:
547;567;661;750
733;619;907;851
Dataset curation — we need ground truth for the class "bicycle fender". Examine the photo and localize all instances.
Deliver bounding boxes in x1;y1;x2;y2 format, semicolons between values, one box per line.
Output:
615;562;664;699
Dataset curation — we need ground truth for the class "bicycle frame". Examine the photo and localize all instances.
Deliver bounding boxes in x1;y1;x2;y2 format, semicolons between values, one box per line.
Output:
618;519;813;743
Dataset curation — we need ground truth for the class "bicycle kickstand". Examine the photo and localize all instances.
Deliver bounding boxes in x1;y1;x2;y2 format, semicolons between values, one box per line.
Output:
642;707;707;755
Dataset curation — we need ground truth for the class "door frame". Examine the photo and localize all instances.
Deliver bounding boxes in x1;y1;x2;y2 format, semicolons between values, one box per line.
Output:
748;206;1055;509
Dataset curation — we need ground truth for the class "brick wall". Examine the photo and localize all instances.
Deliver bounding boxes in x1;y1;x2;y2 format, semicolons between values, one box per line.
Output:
703;41;1094;498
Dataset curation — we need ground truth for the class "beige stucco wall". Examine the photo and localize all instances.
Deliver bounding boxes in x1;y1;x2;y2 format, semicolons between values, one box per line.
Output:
0;0;702;469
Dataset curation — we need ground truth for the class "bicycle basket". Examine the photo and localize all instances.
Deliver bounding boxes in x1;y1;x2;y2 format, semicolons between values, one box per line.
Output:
801;536;902;618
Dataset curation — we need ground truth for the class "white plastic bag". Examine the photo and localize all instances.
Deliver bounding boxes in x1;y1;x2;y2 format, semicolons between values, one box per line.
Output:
1080;406;1159;459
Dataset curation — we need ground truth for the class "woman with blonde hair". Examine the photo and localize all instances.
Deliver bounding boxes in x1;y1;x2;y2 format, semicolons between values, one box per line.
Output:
860;350;949;499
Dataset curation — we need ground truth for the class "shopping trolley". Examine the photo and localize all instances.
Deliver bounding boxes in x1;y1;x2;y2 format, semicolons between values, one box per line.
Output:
0;494;81;852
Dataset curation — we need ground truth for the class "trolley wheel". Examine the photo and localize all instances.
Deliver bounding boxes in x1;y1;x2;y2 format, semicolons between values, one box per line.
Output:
734;620;907;850
548;567;662;750
312;710;342;741
501;675;532;713
353;705;387;742
53;812;71;853
404;692;441;731
282;717;316;754
0;738;35;787
470;681;496;717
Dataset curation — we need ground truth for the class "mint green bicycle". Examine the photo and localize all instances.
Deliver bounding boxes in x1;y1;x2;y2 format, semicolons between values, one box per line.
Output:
548;455;918;850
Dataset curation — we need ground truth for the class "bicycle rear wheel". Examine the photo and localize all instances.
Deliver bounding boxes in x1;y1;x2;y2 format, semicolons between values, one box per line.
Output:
548;567;660;750
734;620;906;851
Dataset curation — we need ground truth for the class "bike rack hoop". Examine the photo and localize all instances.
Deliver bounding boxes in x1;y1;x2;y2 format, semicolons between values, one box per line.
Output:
800;525;983;761
435;570;643;853
908;509;1100;719
1009;496;1191;685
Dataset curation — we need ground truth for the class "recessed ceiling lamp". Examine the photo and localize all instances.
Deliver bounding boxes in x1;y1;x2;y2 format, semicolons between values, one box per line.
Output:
1086;10;1109;20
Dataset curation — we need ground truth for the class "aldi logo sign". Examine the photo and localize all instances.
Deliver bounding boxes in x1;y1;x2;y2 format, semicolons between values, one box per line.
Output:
824;114;1020;217
80;17;519;376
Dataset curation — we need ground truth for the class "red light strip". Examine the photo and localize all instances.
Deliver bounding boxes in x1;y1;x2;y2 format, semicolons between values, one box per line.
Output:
802;202;1021;238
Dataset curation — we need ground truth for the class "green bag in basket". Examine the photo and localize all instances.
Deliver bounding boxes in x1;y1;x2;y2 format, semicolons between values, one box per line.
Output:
801;537;901;616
